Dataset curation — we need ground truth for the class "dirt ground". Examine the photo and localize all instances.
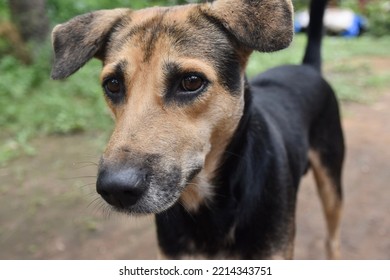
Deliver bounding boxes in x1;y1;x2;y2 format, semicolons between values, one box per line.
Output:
1;59;389;260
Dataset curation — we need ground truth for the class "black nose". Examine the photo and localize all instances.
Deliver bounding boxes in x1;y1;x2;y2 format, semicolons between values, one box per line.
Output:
96;166;147;209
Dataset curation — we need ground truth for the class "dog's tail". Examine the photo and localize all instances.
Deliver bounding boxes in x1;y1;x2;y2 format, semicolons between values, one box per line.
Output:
302;0;328;72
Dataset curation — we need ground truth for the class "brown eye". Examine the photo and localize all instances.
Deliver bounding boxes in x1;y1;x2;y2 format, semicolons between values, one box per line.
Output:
105;78;121;94
181;75;204;92
103;77;125;104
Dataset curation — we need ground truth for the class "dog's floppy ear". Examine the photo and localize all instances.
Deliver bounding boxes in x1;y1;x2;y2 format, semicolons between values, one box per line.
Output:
51;8;130;80
205;0;294;52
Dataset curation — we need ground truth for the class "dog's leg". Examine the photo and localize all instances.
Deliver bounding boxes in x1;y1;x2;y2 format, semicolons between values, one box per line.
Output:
279;219;296;260
308;150;343;259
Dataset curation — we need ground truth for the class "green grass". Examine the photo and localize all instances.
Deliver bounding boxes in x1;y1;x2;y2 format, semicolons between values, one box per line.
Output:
0;44;113;163
1;35;390;164
323;36;390;102
248;35;390;102
248;34;390;73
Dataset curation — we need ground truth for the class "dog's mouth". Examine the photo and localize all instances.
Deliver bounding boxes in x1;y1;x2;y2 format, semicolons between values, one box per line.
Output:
96;161;202;214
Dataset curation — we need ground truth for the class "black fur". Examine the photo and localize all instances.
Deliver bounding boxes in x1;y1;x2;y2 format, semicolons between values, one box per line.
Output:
156;0;344;259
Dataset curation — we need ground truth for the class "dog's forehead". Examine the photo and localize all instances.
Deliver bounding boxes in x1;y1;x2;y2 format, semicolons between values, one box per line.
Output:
130;4;194;23
104;4;235;63
101;4;243;94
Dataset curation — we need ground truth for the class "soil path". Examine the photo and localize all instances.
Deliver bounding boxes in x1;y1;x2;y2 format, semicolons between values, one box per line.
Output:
1;89;389;260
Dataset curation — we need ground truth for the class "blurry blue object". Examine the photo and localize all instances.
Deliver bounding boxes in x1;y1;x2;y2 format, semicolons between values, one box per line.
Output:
294;20;302;33
295;8;367;37
341;15;366;37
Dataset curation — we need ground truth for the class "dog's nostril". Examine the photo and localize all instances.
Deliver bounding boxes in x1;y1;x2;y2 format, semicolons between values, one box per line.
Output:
96;167;147;209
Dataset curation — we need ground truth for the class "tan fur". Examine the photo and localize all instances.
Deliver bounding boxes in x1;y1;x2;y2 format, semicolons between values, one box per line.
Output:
309;150;342;259
51;0;296;242
96;6;252;210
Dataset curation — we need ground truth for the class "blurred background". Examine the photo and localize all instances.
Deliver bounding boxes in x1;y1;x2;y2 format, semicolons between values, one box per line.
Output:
0;0;389;259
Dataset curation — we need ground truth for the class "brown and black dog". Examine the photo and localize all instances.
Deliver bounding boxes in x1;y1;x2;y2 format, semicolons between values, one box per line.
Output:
51;0;344;259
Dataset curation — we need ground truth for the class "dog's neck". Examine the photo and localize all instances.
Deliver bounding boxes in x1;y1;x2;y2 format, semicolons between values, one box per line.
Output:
155;81;279;258
179;79;262;212
211;80;261;200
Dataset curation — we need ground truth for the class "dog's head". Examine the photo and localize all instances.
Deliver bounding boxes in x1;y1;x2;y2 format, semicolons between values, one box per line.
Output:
51;0;293;214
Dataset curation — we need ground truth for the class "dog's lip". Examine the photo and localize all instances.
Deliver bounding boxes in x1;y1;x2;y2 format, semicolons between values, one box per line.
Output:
109;193;180;215
110;204;152;215
186;166;203;183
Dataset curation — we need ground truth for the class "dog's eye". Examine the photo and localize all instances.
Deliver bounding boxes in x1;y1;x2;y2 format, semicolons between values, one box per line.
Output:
164;71;209;105
104;78;122;94
103;77;125;103
180;75;205;92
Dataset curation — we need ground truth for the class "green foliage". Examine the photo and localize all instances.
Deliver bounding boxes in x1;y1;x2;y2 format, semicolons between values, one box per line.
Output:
340;0;390;37
246;37;305;77
248;34;390;103
0;43;113;164
0;0;9;20
365;1;390;37
292;0;310;12
46;0;198;23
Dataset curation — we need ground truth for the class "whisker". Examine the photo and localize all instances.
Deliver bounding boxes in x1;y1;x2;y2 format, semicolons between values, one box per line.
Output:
78;182;96;190
101;205;114;219
71;163;99;170
93;200;112;219
59;175;97;180
87;197;102;209
73;161;99;166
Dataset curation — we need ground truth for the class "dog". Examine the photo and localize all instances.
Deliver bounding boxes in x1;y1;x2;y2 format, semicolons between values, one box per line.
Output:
51;0;344;259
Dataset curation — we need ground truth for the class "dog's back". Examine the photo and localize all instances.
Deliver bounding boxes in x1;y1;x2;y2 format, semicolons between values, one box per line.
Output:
249;0;344;189
247;0;345;259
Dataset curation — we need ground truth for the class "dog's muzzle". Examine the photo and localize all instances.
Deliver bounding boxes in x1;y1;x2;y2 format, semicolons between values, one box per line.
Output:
95;156;187;214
